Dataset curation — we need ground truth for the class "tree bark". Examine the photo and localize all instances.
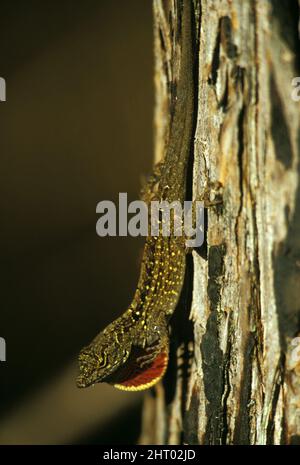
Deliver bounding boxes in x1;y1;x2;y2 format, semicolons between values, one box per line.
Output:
140;0;300;445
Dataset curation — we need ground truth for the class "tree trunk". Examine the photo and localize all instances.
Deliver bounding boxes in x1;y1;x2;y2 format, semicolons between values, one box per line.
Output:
140;0;300;445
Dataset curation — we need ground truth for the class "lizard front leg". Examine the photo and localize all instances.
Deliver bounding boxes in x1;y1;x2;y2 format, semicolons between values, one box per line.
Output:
140;162;164;204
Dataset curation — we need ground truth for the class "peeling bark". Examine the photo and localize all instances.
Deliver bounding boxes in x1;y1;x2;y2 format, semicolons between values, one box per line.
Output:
140;0;300;445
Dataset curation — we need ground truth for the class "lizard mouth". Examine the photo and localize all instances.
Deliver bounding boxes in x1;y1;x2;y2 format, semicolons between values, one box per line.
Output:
76;373;90;388
76;351;100;388
76;368;102;388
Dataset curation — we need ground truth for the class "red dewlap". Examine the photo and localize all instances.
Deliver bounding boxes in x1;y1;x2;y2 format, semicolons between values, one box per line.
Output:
110;349;168;391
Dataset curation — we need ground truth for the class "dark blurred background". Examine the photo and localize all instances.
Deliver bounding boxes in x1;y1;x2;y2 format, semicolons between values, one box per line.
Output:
0;0;153;444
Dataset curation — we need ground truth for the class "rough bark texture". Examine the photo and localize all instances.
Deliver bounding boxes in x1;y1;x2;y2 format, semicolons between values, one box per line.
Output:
140;0;300;445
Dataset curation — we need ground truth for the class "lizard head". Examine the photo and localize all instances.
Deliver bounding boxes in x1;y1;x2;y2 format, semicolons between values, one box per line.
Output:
76;314;170;391
76;329;130;388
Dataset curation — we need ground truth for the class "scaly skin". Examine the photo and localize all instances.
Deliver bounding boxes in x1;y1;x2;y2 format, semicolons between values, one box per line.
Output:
77;0;194;391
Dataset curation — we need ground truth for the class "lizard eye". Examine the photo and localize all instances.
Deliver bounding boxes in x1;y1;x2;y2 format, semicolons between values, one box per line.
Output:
97;352;107;369
122;349;129;363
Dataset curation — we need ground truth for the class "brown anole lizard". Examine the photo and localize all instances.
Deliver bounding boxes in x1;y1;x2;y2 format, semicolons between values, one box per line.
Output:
77;0;194;391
